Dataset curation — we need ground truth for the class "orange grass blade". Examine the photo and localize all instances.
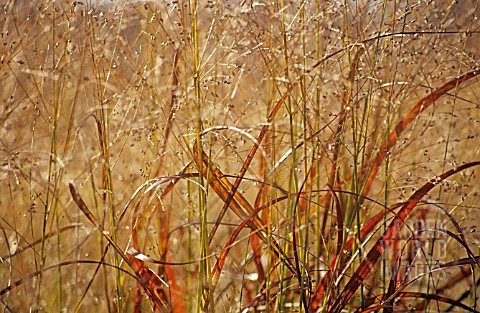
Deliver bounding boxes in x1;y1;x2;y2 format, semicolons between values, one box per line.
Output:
202;46;365;297
203;195;273;310
210;207;260;290
192;142;296;272
134;167;190;313
202;81;295;241
143;165;193;250
309;203;402;309
363;70;479;196
128;251;170;310
209;191;339;309
327;161;480;313
309;71;478;219
68;182;170;313
156;170;190;313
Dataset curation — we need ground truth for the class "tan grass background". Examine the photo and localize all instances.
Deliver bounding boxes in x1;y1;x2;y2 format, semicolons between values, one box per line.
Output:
1;0;479;311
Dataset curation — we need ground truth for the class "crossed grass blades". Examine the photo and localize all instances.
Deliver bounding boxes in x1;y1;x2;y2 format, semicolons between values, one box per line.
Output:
1;1;480;312
65;70;480;312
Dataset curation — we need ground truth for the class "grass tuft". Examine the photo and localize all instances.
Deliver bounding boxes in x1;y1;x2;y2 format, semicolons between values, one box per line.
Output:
1;0;480;312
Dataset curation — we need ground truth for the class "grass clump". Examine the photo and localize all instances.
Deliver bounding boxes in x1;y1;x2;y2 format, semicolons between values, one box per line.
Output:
1;0;480;312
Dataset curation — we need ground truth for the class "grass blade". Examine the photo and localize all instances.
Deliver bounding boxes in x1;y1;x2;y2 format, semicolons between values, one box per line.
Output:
68;182;170;313
327;161;480;313
363;71;479;196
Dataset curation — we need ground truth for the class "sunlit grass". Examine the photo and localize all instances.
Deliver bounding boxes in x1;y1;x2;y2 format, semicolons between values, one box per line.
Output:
1;0;479;312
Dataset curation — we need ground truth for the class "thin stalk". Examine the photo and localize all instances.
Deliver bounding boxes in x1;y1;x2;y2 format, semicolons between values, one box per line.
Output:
189;0;211;311
299;2;310;311
279;0;297;309
85;1;122;309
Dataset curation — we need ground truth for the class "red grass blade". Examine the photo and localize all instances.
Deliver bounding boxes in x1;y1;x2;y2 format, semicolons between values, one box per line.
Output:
363;71;479;196
309;202;403;310
68;182;170;313
192;142;296;273
127;249;171;311
327;161;480;313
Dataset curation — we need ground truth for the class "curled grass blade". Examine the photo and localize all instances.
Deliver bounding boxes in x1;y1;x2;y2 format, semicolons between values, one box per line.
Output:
359;291;480;313
192;141;296;273
328;161;480;313
0;260;135;298
309;202;403;309
363;70;479;196
68;182;170;313
397;292;479;313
